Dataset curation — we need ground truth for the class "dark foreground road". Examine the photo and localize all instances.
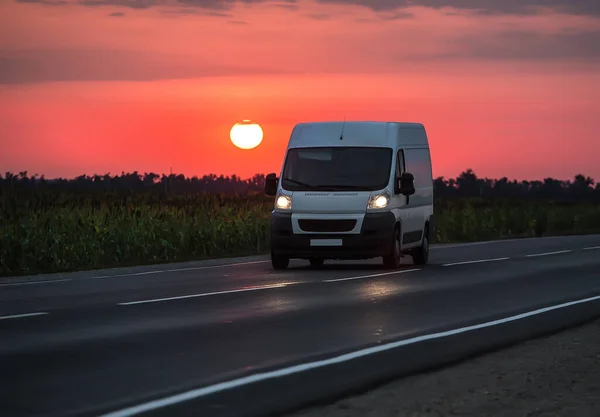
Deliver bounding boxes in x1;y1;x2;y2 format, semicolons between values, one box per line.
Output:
1;235;600;417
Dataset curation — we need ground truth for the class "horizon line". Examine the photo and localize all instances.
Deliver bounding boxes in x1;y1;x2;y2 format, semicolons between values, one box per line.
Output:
1;170;596;184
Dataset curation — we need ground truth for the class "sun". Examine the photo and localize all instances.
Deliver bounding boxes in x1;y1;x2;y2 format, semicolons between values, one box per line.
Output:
230;120;263;150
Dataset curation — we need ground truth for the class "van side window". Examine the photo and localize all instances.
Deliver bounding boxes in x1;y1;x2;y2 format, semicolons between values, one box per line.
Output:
404;148;432;188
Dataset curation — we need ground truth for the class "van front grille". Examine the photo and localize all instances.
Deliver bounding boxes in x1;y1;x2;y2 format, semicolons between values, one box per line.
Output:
298;219;357;233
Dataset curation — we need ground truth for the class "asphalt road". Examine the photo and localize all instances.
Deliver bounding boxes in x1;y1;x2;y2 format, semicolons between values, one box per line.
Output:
1;235;600;417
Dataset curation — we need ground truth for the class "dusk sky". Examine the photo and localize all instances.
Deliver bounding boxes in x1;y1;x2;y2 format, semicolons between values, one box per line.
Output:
1;0;599;181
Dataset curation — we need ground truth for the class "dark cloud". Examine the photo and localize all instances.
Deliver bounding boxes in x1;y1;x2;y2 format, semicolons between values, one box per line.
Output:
273;2;298;11
306;12;330;19
78;0;157;9
160;7;203;15
174;0;270;11
15;0;269;11
15;0;68;5
391;29;600;62
354;10;414;22
0;49;282;84
380;11;414;19
158;7;243;17
108;11;125;15
316;0;600;16
452;29;600;60
13;0;600;16
204;10;232;16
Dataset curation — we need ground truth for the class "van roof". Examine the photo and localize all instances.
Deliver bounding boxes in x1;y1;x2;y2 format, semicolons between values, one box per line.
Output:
288;121;427;149
295;121;424;129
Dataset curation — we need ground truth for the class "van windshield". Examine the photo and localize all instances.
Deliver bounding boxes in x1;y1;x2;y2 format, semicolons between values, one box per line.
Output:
281;146;392;191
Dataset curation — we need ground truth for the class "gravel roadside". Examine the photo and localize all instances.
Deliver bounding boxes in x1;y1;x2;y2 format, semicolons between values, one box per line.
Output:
284;318;600;417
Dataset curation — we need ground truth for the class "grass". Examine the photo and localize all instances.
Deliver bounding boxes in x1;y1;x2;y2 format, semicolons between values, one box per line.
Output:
2;191;600;277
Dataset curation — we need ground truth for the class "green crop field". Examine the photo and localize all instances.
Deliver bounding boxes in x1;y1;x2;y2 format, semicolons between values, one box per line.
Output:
2;191;600;277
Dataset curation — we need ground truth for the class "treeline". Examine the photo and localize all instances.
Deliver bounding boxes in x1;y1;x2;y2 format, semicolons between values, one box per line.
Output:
434;169;598;201
1;171;268;195
1;169;599;201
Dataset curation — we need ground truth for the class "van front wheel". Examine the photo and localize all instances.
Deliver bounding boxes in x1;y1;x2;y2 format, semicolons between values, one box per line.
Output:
382;227;402;269
411;227;430;265
271;251;290;270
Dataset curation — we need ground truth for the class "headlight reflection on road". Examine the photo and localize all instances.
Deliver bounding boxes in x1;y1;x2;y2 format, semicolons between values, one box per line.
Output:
217;281;303;323
355;280;407;340
238;281;302;291
357;280;405;301
261;295;296;314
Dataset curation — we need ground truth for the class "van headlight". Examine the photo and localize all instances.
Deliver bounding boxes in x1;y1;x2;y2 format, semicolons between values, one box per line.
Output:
367;192;390;209
275;193;292;210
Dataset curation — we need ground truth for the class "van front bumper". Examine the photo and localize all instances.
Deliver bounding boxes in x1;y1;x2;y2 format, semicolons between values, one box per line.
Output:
269;212;395;259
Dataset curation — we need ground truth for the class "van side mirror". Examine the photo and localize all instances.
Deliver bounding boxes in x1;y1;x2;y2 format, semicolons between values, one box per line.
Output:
265;173;278;196
398;172;415;196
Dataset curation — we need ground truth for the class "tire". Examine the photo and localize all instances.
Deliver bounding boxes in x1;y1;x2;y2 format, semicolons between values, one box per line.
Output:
309;258;325;268
271;251;289;270
382;226;402;269
411;226;430;265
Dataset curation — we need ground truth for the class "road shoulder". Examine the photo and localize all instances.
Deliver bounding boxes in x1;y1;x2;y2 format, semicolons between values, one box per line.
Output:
284;317;600;417
4;235;597;284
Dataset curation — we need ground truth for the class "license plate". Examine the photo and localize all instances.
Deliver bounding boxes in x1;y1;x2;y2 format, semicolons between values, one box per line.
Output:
310;239;343;247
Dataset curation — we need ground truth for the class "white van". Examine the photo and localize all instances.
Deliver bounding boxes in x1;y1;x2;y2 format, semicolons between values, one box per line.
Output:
264;121;433;270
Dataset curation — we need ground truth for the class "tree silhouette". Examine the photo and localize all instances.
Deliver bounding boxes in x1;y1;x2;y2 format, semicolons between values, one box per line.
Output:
1;170;599;201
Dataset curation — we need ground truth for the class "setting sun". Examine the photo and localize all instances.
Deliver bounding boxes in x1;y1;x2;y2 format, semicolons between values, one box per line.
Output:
230;120;263;150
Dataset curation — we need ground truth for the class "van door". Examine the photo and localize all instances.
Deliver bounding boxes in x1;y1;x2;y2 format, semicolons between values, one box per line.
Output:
403;147;433;247
392;149;419;244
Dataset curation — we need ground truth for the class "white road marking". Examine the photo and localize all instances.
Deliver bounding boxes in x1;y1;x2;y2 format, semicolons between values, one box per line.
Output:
431;235;578;250
117;282;301;306
1;260;270;287
100;293;600;417
584;246;600;251
87;260;270;280
323;269;421;283
526;250;572;258
442;257;510;267
0;312;48;321
0;279;72;288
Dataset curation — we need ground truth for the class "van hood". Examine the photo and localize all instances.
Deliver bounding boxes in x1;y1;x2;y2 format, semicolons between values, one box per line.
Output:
290;191;372;214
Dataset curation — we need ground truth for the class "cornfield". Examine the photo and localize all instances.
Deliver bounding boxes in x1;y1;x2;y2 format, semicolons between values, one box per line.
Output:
1;192;600;277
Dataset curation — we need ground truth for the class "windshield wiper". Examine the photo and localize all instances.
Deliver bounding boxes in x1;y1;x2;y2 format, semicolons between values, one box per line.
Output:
282;178;316;188
282;179;370;191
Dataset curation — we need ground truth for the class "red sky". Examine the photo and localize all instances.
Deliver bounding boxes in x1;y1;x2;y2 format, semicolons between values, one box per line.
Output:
1;0;599;181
